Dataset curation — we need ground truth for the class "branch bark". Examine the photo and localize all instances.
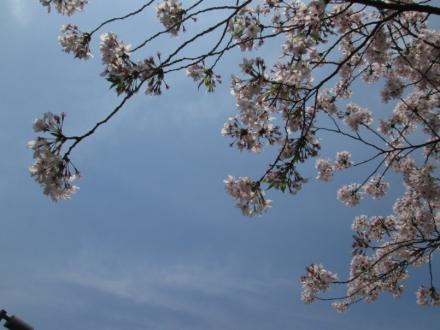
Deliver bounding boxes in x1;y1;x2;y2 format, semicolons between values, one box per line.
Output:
347;0;440;15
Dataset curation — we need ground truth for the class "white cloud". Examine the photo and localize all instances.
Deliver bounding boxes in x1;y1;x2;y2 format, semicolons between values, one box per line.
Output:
51;253;293;324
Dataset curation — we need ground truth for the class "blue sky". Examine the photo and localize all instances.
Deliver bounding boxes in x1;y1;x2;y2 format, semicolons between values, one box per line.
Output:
0;1;439;329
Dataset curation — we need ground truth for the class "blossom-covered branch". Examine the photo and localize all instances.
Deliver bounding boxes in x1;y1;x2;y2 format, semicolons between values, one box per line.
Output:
32;0;440;311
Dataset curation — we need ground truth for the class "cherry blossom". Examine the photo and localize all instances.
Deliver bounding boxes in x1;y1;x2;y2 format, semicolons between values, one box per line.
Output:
58;24;92;59
224;175;271;216
156;0;185;36
417;287;440;306
363;176;389;199
186;63;205;82
315;159;333;182
300;264;338;303
335;151;352;170
337;184;362;207
36;0;440;311
344;104;373;131
40;0;88;16
100;33;159;95
228;7;262;51
28;113;79;201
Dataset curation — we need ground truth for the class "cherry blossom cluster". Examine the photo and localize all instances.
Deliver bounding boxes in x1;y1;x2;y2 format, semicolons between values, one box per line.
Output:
58;24;92;60
363;176;389;199
222;58;282;154
343;104;373;131
28;113;79;201
313;158;440;311
224;175;271;216
315;159;333;182
186;63;205;82
416;287;440;306
315;155;389;205
99;32;133;91
314;151;352;181
335;151;352;170
228;7;262;51
186;63;222;93
156;0;185;36
337;183;363;207
40;0;88;16
300;263;338;304
100;33;160;95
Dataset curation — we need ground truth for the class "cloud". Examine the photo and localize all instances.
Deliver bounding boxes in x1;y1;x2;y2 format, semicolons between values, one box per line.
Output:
61;263;289;305
51;253;293;326
6;0;33;28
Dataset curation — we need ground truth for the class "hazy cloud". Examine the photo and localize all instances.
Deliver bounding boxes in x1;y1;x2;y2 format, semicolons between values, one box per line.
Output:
6;0;33;28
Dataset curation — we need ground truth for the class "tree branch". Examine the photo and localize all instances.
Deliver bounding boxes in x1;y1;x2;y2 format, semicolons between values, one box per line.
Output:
346;0;440;15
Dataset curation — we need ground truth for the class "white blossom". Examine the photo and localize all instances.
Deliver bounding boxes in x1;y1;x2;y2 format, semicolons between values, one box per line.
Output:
337;183;362;207
40;0;88;16
228;8;262;51
28;113;79;201
364;176;389;199
335;151;352;170
416;287;440;306
300;264;338;303
344;103;373;131
100;32;131;68
332;301;349;313
186;63;204;82
156;0;185;36
58;24;92;59
315;159;333;181
224;176;271;216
